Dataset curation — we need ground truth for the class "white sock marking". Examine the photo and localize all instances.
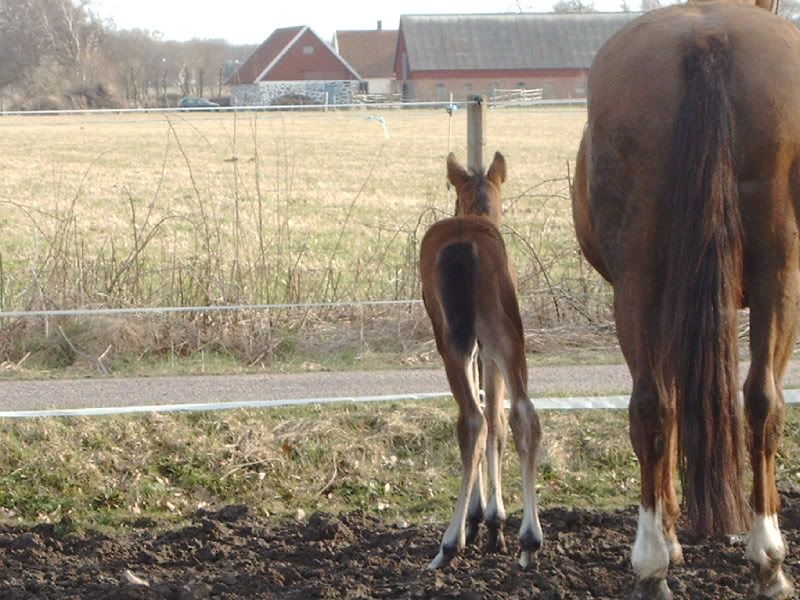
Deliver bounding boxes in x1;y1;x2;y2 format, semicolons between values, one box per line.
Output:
747;513;786;567
631;504;670;580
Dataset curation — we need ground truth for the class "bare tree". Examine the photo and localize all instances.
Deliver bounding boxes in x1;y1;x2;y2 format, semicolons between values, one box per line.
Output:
640;0;662;10
0;0;258;106
0;0;106;88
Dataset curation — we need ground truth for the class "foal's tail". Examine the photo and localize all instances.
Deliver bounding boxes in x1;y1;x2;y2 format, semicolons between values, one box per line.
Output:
659;37;750;536
437;241;479;356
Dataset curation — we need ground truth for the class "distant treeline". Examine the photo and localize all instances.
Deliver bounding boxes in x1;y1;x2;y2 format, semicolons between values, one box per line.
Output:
0;0;257;110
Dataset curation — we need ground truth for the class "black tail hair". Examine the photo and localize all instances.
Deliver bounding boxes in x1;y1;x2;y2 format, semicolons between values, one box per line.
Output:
438;242;478;356
658;35;749;535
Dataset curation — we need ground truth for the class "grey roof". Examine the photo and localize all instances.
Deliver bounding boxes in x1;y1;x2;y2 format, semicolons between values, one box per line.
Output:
399;12;640;71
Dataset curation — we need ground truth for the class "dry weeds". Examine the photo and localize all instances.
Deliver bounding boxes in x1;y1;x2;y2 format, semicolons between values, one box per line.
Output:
0;108;613;374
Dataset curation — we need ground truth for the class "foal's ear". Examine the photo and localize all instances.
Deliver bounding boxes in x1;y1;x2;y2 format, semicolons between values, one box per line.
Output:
447;152;469;189
487;152;507;186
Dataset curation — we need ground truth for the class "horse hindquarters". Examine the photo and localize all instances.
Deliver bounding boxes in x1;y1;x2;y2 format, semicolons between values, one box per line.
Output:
571;128;611;282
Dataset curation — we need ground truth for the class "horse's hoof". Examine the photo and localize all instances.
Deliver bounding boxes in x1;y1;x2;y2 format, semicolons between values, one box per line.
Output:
427;542;459;570
750;564;794;600
631;578;673;600
518;549;533;569
486;524;507;554
519;528;542;553
668;542;684;566
465;519;481;547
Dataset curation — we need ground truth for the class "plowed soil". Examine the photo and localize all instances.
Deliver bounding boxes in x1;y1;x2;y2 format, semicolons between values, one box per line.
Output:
3;494;800;600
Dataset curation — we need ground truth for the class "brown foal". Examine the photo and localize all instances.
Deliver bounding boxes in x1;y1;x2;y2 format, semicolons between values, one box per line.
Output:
420;152;542;569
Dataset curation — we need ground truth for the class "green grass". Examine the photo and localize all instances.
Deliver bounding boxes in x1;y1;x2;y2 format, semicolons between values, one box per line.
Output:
3;400;797;533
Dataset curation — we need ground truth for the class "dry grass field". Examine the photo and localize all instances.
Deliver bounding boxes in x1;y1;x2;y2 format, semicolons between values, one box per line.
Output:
0;107;614;375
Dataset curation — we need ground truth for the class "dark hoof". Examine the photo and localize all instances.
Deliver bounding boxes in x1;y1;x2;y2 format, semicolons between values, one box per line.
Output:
519;529;542;553
486;523;507;554
750;562;794;599
465;504;483;547
427;541;459;570
465;518;481;547
631;578;673;600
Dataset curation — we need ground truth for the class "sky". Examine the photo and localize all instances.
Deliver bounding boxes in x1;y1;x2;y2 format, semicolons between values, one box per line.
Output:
92;0;634;45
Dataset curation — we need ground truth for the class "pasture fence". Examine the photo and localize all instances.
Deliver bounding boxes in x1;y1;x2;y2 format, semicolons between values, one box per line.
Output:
490;88;545;106
0;96;611;377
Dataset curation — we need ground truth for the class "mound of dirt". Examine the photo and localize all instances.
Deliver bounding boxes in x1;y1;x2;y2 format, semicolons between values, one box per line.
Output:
2;497;800;599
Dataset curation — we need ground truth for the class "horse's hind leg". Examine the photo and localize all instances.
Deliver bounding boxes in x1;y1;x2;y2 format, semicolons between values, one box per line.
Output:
615;283;675;600
744;264;798;599
628;376;676;600
482;357;508;553
428;346;488;569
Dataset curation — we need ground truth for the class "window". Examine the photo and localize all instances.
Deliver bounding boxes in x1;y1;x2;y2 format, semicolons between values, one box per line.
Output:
516;81;527;90
435;82;448;101
303;46;314;55
488;82;500;98
464;82;473;94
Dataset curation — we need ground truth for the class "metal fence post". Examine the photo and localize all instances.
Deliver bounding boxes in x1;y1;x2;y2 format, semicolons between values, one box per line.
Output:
448;92;454;152
467;95;486;171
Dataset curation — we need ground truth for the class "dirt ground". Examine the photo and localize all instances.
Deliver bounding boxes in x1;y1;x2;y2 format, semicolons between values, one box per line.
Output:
2;493;800;600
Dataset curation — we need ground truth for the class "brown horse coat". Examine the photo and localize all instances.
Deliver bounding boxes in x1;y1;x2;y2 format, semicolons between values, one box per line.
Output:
573;2;800;597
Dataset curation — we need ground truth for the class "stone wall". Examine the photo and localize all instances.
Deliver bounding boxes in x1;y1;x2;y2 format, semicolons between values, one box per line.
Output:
231;81;361;106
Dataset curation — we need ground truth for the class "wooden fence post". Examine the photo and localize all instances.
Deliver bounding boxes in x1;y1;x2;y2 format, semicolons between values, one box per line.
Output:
467;95;486;171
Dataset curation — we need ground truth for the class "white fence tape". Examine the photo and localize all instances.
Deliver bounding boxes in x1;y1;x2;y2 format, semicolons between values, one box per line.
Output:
3;389;800;420
0;98;586;119
0;100;472;117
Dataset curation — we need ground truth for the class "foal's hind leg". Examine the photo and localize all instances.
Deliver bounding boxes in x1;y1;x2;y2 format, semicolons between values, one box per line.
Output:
466;351;487;546
487;330;542;568
482;358;508;553
744;267;799;600
429;347;488;569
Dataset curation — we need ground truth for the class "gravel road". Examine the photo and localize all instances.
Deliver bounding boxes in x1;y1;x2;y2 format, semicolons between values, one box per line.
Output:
2;361;800;412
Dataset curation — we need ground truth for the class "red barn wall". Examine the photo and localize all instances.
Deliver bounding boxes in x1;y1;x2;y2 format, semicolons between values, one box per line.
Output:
399;69;589;101
266;30;358;81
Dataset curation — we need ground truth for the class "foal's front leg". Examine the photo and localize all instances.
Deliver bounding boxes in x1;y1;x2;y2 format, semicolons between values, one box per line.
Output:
429;351;487;569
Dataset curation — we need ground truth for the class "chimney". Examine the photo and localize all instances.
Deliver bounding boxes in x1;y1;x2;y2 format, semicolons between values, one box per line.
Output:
377;20;382;31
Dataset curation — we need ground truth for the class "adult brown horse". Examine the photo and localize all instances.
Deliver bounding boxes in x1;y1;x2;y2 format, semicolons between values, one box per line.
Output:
420;152;543;570
572;2;800;598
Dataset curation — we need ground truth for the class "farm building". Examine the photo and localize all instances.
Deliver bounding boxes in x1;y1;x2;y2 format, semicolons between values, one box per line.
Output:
395;13;640;101
333;22;399;97
227;25;362;106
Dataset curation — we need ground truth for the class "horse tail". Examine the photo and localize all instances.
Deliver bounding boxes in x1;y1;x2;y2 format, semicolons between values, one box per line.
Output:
438;241;479;356
659;36;750;536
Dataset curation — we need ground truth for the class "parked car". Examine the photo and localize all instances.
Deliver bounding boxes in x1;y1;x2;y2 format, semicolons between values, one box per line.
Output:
178;97;221;110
